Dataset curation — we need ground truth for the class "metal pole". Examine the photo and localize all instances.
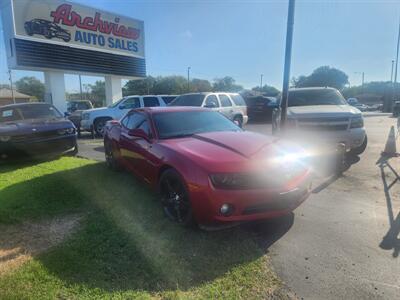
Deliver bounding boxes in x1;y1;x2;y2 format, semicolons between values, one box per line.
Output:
391;60;395;82
394;17;400;104
8;70;15;104
79;74;83;100
362;72;365;94
187;67;191;92
260;74;263;93
280;0;296;128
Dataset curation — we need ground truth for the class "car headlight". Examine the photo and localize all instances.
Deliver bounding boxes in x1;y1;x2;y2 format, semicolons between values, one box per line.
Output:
350;116;364;128
82;113;90;120
57;128;75;135
0;136;11;142
210;173;254;190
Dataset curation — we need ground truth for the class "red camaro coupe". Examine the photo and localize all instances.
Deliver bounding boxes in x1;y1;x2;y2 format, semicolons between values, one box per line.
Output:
103;107;312;227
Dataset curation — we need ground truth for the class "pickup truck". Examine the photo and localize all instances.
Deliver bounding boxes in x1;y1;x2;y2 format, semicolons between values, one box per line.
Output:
272;87;367;156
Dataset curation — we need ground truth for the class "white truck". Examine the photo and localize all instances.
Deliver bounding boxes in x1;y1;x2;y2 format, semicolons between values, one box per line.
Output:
272;87;367;156
80;95;176;135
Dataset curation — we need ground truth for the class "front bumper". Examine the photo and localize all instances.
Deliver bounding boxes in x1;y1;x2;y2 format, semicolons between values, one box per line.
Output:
0;134;77;159
284;127;366;151
189;170;312;225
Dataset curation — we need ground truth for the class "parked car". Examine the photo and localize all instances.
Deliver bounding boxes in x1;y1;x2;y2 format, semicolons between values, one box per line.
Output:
24;19;71;42
393;101;400;117
347;98;369;112
81;95;168;135
245;96;279;121
66;100;94;130
0;103;77;160
103;107;312;227
169;93;248;127
272;87;367;156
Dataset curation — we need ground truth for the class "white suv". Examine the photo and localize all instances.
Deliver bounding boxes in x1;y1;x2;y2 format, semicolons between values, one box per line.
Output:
272;87;367;155
81;95;174;135
170;92;248;127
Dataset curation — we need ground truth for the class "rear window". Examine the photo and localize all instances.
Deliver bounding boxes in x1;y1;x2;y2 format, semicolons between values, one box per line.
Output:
219;94;232;107
170;94;205;107
229;94;246;106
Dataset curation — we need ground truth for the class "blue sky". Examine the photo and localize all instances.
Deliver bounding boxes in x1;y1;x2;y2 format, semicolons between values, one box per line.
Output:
0;0;399;93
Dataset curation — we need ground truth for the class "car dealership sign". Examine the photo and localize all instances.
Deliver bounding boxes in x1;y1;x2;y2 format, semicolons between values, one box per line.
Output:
11;0;145;58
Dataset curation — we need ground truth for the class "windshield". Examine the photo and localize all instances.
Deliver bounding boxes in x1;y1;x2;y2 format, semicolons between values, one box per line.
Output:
108;97;126;108
154;111;240;139
169;94;205;107
0;104;62;123
286;89;347;107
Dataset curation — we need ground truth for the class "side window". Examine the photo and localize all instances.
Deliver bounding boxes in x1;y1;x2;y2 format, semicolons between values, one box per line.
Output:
219;94;232;107
204;95;219;108
123;113;146;130
143;96;160;107
138;120;152;138
123;97;140;109
161;96;177;104
229;94;246;106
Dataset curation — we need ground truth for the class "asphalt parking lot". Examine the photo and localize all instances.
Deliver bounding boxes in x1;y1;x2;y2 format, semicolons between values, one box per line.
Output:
77;114;400;299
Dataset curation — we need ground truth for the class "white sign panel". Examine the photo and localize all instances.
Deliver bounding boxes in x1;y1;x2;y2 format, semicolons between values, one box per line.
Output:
11;0;145;58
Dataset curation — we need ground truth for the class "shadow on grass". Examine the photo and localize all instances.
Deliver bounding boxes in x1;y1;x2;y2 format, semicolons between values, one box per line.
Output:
0;161;292;293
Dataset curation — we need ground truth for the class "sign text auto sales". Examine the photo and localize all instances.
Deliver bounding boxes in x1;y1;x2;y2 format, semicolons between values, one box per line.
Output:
50;4;140;53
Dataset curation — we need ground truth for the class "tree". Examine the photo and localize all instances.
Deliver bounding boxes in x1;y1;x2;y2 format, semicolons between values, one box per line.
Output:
190;78;212;92
15;76;45;101
292;66;349;90
153;76;188;94
251;84;280;96
88;80;105;107
212;76;243;92
123;76;156;96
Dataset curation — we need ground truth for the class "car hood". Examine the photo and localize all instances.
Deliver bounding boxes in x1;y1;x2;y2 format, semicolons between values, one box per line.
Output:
159;131;293;173
0;118;73;136
84;107;109;115
288;105;361;119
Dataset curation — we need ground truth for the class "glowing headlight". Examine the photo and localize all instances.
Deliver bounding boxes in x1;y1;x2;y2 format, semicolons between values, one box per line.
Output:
0;136;11;142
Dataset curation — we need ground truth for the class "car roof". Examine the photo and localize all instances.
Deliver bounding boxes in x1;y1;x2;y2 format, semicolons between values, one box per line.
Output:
177;92;240;96
0;102;52;109
289;87;338;92
132;106;209;114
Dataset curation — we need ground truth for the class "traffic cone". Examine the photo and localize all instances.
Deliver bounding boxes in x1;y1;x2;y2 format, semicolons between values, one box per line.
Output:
382;126;398;157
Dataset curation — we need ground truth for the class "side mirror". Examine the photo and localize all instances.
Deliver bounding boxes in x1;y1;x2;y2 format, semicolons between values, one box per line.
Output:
119;105;126;110
128;128;150;141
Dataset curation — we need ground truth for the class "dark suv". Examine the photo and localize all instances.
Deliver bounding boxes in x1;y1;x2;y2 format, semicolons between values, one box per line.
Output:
24;19;71;42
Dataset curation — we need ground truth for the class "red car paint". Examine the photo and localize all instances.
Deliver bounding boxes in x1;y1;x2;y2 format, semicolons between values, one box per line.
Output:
104;107;312;225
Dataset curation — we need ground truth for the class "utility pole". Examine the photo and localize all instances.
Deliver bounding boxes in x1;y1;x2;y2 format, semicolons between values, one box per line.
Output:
394;16;400;105
362;72;365;94
187;67;191;92
280;0;296;128
8;69;15;104
79;74;83;100
391;60;395;82
260;74;263;94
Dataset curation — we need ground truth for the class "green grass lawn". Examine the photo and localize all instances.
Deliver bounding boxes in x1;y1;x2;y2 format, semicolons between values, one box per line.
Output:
0;157;282;299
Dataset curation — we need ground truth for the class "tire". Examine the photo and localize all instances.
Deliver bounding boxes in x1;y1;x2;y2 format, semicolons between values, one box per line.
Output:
233;115;243;128
159;169;195;227
25;25;33;36
62;36;71;42
104;138;122;171
349;135;368;156
94;118;111;137
44;28;51;39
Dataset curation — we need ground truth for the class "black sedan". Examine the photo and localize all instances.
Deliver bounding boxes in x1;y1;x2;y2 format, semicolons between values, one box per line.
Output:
0;103;77;160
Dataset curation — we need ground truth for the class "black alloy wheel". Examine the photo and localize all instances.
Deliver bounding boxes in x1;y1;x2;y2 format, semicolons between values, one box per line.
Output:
159;169;194;226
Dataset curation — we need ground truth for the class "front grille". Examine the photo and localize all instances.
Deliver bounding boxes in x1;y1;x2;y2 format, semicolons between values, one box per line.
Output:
11;130;60;143
297;117;349;131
